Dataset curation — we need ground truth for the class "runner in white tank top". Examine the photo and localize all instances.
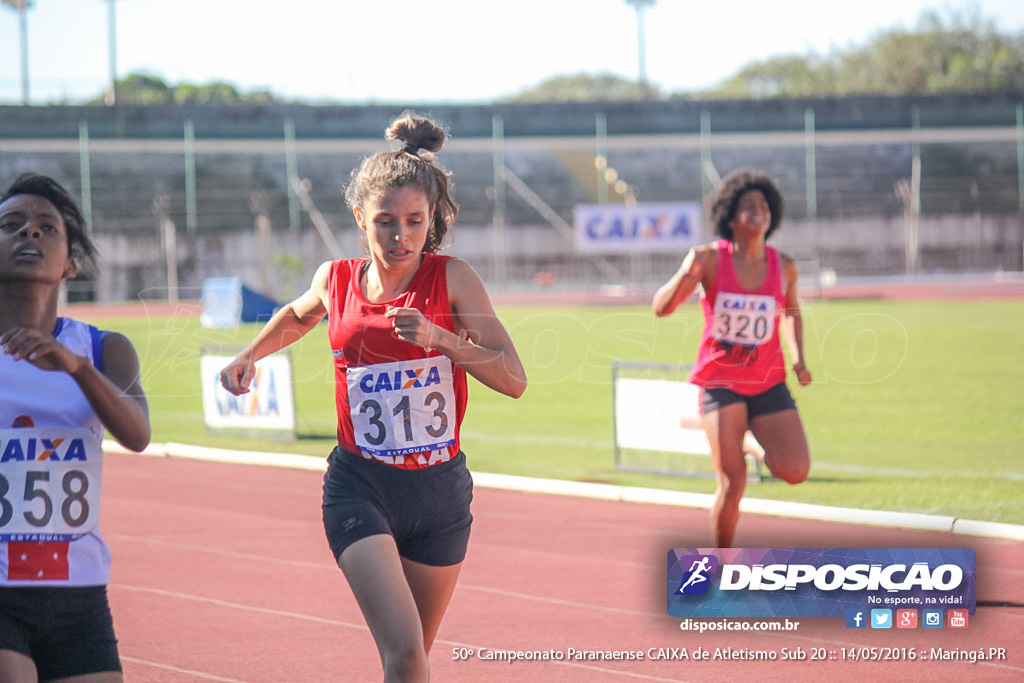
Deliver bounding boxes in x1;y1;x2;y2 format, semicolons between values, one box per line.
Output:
0;173;151;683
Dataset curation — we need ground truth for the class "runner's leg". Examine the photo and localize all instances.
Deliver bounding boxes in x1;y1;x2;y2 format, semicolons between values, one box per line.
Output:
339;535;429;683
749;409;810;484
401;558;463;654
0;650;36;683
703;402;750;547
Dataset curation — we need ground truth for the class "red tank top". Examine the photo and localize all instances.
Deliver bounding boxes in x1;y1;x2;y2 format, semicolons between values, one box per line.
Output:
688;240;787;395
327;254;468;469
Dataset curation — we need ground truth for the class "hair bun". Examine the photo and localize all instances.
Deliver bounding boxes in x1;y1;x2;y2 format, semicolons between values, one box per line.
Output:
386;111;445;154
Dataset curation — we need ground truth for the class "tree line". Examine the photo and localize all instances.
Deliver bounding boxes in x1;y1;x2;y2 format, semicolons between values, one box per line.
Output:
702;6;1024;98
88;73;275;106
101;7;1023;105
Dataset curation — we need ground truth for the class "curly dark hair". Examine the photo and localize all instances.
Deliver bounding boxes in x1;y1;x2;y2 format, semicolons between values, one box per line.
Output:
707;169;784;241
344;111;458;254
0;172;97;271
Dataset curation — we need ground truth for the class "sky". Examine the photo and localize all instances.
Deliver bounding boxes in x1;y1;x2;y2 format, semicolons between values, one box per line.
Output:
2;0;1023;105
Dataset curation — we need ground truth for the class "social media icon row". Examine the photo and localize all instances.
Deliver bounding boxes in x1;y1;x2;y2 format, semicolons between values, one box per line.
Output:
845;609;968;629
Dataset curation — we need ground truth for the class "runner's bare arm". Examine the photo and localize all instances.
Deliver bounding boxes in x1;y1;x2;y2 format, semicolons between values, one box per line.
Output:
386;258;526;398
220;261;330;395
781;255;812;386
1;326;151;451
93;332;151;451
652;246;713;317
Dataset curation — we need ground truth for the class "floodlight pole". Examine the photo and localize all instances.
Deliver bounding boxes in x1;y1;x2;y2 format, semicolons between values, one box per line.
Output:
625;0;656;88
1;0;32;104
104;0;118;105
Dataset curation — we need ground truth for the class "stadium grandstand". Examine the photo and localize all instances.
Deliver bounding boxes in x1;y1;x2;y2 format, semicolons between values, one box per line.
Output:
1;92;1022;302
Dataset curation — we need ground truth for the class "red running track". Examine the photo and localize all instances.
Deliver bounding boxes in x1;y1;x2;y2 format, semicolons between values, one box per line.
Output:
102;452;1024;682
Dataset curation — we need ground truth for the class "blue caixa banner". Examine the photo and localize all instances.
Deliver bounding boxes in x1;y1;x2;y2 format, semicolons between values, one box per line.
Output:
667;548;976;618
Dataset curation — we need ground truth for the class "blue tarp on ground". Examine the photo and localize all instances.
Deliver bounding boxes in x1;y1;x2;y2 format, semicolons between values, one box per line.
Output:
200;277;280;328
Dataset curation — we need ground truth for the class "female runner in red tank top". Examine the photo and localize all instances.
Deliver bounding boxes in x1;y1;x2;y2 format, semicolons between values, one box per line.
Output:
652;169;811;548
220;112;526;683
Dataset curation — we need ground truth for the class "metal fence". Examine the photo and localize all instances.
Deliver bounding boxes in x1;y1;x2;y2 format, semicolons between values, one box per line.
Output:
2;111;1023;302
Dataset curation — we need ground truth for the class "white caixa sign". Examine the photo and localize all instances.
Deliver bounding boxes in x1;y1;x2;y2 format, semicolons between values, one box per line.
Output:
199;351;296;435
574;202;703;253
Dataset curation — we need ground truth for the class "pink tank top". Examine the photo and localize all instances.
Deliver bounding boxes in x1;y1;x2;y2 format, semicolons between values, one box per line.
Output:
327;254;468;469
688;240;787;395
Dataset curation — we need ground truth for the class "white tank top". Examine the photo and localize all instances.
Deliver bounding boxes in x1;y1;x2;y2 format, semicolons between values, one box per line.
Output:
0;317;112;586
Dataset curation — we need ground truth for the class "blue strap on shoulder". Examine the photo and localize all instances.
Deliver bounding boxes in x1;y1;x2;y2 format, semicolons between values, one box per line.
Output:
88;324;107;374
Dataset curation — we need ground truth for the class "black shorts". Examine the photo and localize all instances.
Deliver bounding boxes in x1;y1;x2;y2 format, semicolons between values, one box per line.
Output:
322;447;473;567
700;382;797;419
0;585;121;679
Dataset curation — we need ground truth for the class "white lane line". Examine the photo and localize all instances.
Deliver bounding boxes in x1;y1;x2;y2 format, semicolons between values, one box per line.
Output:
113;583;369;630
116;586;691;682
120;657;249;683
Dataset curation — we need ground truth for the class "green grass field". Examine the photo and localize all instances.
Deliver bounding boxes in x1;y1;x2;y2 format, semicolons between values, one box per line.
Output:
87;297;1024;525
